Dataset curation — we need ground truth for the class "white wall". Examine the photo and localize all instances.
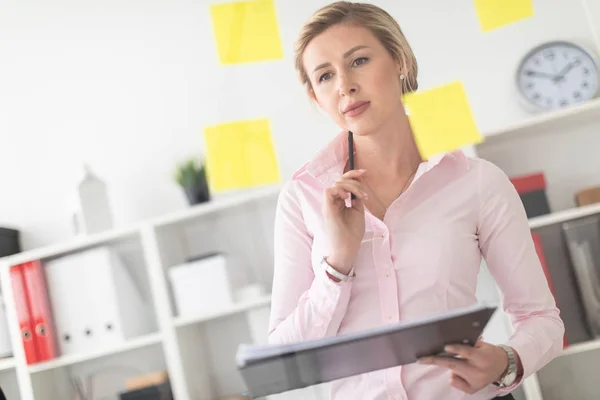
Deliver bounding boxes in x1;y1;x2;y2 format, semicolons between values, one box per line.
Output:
0;0;598;251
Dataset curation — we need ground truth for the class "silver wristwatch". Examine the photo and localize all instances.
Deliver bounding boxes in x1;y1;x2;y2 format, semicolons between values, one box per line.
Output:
321;257;355;282
494;345;518;388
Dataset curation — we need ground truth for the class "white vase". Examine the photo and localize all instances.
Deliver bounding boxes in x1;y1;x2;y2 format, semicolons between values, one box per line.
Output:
72;164;114;235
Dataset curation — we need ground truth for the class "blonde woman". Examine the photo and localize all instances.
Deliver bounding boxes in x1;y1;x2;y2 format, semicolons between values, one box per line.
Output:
268;2;564;399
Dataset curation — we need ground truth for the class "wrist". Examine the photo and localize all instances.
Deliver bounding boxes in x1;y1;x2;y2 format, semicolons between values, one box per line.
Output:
325;254;354;275
494;345;519;388
322;256;355;282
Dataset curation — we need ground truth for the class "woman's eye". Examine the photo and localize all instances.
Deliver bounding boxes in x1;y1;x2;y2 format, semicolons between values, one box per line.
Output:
352;57;369;67
319;72;332;82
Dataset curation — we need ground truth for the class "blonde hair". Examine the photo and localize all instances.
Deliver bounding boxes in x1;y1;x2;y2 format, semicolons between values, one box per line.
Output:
294;1;418;97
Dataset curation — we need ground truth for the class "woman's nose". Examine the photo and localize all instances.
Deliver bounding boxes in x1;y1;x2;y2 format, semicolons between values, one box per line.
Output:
338;74;358;96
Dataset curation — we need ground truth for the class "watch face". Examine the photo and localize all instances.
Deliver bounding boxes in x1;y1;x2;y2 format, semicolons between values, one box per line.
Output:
516;41;599;110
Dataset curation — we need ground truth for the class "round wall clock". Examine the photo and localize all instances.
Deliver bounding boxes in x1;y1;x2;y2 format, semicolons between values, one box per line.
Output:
516;40;599;111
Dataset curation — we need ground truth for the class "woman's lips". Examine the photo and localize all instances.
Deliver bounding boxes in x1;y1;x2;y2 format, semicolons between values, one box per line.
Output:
343;101;370;117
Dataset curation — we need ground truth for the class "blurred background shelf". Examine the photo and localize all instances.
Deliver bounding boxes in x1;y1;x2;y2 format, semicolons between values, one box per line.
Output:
149;184;281;229
27;332;163;374
173;295;271;328
0;358;15;372
481;97;600;147
529;202;600;229
560;338;600;358
4;226;141;267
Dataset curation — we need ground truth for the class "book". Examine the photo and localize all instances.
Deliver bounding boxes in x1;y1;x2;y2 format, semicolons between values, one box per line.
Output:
236;303;496;398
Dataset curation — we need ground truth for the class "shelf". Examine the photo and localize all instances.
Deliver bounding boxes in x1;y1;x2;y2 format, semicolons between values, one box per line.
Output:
0;357;15;372
150;184;281;228
559;338;600;358
528;202;600;229
28;332;163;374
0;225;141;267
173;295;271;328
480;97;600;146
0;185;281;271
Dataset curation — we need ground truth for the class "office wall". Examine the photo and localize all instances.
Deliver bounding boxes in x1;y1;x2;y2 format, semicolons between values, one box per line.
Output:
0;0;598;250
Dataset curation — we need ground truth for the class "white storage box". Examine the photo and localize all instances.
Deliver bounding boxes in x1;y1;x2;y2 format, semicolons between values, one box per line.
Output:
44;246;155;356
168;253;234;319
0;296;12;358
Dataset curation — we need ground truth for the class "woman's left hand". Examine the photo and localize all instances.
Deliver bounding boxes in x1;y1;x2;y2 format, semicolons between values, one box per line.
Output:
418;340;510;394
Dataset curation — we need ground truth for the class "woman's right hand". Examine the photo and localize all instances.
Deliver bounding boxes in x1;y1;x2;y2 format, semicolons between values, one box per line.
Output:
322;169;368;275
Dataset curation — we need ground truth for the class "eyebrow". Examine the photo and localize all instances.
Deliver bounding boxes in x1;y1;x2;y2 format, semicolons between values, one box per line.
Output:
312;45;370;74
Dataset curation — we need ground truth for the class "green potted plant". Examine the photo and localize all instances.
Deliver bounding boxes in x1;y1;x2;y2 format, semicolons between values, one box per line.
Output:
174;157;211;205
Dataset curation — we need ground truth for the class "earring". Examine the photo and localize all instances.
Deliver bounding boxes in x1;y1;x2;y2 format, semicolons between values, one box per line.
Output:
400;74;406;80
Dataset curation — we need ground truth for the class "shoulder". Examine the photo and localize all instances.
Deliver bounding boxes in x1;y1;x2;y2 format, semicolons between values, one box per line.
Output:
276;161;315;211
463;156;522;209
464;156;512;186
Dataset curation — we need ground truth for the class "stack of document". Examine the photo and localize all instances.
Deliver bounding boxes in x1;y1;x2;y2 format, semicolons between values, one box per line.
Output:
236;304;496;398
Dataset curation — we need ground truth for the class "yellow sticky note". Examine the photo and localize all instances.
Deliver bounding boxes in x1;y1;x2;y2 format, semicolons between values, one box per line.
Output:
203;118;280;191
474;0;533;32
403;81;483;160
210;0;284;64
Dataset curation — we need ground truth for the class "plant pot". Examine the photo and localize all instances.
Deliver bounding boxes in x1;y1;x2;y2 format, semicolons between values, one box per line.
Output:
183;182;210;205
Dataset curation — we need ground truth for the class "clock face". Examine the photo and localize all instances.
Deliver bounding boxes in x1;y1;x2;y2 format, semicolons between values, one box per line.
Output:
516;41;599;110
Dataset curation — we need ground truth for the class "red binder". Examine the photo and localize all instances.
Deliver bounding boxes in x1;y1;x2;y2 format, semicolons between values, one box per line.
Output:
22;260;58;362
9;264;37;364
532;233;568;348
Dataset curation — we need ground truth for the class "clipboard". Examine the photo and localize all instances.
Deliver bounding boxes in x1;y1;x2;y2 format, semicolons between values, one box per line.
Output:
236;303;497;398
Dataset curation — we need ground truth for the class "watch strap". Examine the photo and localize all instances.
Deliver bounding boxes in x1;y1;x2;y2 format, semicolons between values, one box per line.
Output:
321;257;355;282
494;344;517;388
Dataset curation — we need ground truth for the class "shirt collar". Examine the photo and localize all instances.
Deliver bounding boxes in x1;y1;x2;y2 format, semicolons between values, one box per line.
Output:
306;131;469;187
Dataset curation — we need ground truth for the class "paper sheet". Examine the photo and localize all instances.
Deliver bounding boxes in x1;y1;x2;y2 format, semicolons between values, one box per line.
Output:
210;0;284;64
474;0;534;32
203;118;280;191
403;81;483;160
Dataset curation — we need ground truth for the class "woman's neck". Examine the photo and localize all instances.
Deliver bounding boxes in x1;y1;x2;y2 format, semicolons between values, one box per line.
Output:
352;114;422;186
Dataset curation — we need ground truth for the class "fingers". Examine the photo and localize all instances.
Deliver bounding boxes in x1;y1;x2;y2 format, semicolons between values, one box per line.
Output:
450;373;474;394
419;341;505;395
336;181;368;200
325;185;366;203
342;169;367;179
325;171;368;202
418;355;474;380
444;344;478;361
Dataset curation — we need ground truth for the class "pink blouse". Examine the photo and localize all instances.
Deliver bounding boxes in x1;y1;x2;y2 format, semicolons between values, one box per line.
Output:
268;132;564;400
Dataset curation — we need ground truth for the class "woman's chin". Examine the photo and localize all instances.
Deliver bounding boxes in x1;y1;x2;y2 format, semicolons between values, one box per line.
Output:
345;120;379;136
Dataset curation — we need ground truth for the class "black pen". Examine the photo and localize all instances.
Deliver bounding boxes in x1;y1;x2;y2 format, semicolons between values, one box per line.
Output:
348;131;355;200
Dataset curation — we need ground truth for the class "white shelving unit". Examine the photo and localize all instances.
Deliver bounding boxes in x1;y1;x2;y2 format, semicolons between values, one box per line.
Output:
480;97;600;146
0;184;281;400
0;358;14;372
27;332;163;374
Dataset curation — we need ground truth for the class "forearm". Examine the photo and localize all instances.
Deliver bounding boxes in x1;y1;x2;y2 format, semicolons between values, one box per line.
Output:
505;310;564;382
268;269;352;344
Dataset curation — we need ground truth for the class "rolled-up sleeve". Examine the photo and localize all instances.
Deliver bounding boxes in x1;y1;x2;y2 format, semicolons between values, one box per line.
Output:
476;161;565;394
268;180;353;345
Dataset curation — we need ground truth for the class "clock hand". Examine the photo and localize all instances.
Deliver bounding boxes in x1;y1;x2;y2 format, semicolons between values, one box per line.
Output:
556;59;581;79
524;70;556;79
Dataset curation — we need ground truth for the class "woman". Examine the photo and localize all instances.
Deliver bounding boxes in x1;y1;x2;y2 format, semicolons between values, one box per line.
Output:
267;2;565;399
